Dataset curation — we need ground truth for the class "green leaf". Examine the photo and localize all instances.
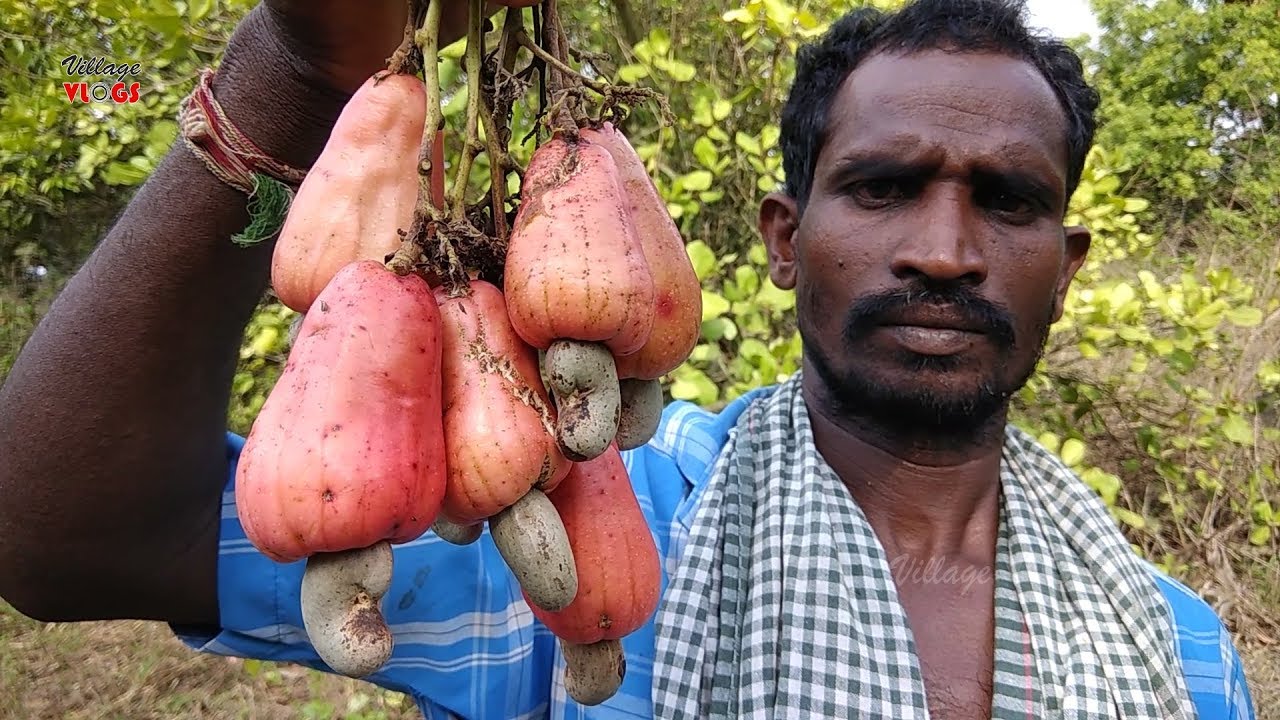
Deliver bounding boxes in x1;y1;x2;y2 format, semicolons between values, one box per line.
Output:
188;0;215;22
1221;413;1254;446
735;131;762;156
755;280;795;311
1111;506;1147;530
439;38;467;60
664;59;697;82
761;0;796;30
1081;467;1121;506
1168;349;1196;373
1249;525;1272;546
300;699;336;720
701;290;731;320
760;124;780;149
701;316;738;342
442;86;468;117
1038;432;1061;453
1225;306;1263;327
250;326;281;357
738;338;770;363
671;367;719;406
144;12;185;41
1060;438;1086;466
689;343;719;364
75;143;110;180
1108;282;1136;308
734;265;760;296
693;136;718;169
617;64;649;83
647;27;672;57
100;160;150;186
1122;196;1150;212
686;241;716;280
681;170;713;192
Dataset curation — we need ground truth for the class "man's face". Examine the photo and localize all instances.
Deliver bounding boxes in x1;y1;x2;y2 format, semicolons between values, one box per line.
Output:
761;48;1091;438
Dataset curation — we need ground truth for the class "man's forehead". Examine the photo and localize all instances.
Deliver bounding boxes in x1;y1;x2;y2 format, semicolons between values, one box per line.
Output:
821;48;1070;169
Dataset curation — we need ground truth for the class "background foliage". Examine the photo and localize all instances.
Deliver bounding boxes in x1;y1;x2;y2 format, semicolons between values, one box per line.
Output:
2;0;1277;717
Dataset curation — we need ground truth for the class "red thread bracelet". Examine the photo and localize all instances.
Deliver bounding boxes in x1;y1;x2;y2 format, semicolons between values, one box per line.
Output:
178;68;309;194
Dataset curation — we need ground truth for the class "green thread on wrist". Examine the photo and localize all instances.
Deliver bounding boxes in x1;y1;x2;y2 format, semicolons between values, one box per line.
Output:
231;173;294;247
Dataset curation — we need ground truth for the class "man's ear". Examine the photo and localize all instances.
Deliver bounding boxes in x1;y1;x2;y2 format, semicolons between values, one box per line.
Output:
1051;224;1092;323
760;192;800;290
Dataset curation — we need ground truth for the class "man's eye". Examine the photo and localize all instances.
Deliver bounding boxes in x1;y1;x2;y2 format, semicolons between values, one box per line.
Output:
851;179;905;205
990;192;1032;213
980;188;1041;223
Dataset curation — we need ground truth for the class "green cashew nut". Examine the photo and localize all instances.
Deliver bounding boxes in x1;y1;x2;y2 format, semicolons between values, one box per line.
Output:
300;541;394;678
544;340;621;461
561;638;626;706
432;516;483;545
489;488;579;611
615;378;663;450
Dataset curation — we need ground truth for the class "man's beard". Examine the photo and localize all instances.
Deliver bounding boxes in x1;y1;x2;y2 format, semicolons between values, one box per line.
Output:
802;282;1054;445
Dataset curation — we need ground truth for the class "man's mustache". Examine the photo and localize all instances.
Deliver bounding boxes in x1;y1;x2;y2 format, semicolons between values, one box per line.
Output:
843;284;1018;349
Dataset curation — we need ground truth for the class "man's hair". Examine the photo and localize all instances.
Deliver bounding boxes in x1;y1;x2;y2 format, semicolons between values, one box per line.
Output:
779;0;1100;212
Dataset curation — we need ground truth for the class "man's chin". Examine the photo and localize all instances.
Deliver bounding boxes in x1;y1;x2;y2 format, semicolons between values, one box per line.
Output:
835;380;1009;434
807;357;1014;437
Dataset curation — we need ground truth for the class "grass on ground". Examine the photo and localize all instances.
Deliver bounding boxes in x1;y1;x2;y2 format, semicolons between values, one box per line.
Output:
0;601;420;720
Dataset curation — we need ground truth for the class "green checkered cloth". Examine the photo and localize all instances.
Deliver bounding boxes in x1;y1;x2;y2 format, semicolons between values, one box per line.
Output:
652;372;1197;719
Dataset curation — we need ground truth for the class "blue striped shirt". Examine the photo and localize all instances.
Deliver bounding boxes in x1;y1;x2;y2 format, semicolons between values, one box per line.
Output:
174;386;1256;719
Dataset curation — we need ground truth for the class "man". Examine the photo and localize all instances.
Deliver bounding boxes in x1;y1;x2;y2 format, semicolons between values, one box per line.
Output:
0;0;1256;718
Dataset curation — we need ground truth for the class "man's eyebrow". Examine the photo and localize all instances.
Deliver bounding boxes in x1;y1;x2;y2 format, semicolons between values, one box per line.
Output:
829;151;1063;199
828;153;939;181
973;166;1060;201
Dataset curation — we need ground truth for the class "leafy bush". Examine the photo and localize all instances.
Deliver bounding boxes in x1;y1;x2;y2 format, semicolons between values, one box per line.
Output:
1;0;254;266
1017;147;1279;580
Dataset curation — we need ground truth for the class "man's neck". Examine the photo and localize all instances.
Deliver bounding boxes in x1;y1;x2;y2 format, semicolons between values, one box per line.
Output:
801;375;1005;561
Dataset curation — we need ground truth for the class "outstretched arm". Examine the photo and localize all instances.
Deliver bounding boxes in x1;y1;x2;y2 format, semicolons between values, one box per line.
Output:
0;1;475;626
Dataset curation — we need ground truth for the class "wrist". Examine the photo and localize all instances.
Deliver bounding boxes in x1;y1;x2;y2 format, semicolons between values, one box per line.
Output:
208;6;353;170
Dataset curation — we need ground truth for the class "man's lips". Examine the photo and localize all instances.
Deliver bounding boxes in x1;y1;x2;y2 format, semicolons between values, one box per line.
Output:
868;305;992;356
874;305;991;334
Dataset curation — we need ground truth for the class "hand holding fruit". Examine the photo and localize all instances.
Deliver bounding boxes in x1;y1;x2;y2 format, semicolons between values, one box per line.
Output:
260;0;480;96
234;0;701;705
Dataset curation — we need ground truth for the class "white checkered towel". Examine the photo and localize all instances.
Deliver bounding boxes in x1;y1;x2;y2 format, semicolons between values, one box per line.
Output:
652;372;1196;719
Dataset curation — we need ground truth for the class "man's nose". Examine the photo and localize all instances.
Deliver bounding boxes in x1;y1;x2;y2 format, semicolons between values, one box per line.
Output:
889;185;988;285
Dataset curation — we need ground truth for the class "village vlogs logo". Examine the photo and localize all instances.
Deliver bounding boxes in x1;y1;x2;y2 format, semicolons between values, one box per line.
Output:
61;55;143;104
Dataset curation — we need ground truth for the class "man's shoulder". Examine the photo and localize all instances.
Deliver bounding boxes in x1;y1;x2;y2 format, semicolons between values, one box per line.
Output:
1142;560;1256;718
1145;560;1227;631
638;384;776;486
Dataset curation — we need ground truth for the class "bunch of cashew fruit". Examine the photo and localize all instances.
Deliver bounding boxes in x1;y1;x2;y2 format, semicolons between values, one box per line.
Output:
233;0;701;706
